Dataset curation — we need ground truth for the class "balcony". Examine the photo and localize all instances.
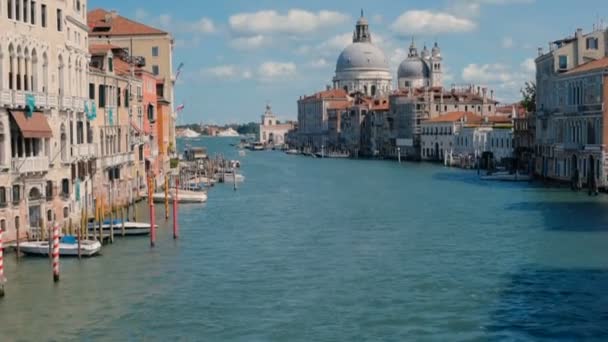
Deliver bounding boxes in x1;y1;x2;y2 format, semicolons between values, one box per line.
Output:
102;152;133;168
12;156;49;174
71;143;97;160
59;96;73;110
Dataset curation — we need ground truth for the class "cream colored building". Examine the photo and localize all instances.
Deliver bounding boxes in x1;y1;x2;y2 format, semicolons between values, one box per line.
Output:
259;105;294;145
0;0;91;242
88;8;175;172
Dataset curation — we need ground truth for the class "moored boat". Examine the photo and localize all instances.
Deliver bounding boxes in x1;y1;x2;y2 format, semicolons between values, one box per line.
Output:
88;221;155;236
480;171;532;182
285;149;299;155
20;236;102;257
151;190;208;203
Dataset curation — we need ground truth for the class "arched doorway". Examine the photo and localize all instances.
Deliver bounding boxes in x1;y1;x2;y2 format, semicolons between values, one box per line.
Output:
269;132;275;144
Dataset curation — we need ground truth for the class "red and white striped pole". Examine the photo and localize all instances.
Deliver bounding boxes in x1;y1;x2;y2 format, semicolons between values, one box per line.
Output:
0;229;6;297
173;177;179;239
52;223;60;282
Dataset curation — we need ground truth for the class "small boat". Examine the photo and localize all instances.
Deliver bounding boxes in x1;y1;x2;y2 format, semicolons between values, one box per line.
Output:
315;151;350;158
480;171;532;182
151;190;208;203
248;142;264;151
285;149;299;155
215;171;245;183
88;220;155;236
20;236;102;257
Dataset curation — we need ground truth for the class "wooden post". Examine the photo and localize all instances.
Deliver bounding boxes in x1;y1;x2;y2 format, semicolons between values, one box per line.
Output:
148;175;156;247
164;175;169;220
68;218;73;236
109;183;114;244
99;198;104;243
133;196;137;222
77;216;82;260
52;222;60;282
173;177;179;239
15;221;20;260
0;229;5;297
121;206;126;237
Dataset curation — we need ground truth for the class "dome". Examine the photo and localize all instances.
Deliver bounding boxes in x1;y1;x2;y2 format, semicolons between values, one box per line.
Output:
398;57;430;79
336;42;390;73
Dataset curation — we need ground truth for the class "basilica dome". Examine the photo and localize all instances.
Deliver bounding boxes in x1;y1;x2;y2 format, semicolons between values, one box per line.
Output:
336;42;390;73
397;57;430;79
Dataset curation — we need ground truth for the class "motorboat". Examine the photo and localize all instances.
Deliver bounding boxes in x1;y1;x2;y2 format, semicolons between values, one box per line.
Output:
19;236;102;257
480;171;532;182
88;220;155;236
151;190;208;203
315;151;350;158
215;171;245;183
285;149;299;155
248;142;264;151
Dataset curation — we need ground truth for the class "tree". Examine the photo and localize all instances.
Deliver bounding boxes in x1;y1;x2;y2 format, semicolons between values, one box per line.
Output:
520;81;536;113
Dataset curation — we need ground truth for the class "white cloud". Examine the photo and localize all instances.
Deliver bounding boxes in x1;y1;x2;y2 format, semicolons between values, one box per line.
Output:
502;36;514;48
135;8;148;21
461;59;536;102
258;61;297;79
372;14;383;24
188;18;216;34
318;33;353;54
391;10;476;35
202;65;253;80
229;9;349;35
229;35;271;50
448;0;535;17
309;58;329;69
521;58;536;74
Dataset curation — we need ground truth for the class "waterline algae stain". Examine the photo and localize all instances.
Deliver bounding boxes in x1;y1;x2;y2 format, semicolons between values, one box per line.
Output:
1;137;607;340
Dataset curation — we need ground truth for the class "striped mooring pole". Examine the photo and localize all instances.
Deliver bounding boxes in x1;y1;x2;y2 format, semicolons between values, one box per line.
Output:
52;223;60;282
0;229;5;297
173;177;179;239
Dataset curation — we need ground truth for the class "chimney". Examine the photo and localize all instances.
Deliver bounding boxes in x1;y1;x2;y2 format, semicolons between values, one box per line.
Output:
326;85;331;91
537;47;543;56
490;90;494;100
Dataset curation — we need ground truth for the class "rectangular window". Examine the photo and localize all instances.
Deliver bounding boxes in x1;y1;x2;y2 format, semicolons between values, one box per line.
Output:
46;181;53;200
98;85;106;108
152;65;159;75
61;179;69;196
108;57;113;72
30;1;35;24
12;185;20;204
56;9;62;31
117;87;121;107
0;187;6;207
41;4;46;27
16;0;20;20
89;83;95;100
23;0;27;22
152;46;159;57
558;55;568;70
125;88;129;107
8;0;12;19
586;37;598;50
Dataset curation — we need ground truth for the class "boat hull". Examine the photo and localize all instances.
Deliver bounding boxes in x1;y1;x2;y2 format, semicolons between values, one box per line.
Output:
20;240;102;257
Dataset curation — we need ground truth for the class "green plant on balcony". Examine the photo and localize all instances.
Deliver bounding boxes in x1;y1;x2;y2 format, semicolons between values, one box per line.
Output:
170;158;179;169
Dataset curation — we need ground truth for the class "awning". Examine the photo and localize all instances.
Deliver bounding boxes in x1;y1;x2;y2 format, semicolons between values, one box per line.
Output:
10;110;53;138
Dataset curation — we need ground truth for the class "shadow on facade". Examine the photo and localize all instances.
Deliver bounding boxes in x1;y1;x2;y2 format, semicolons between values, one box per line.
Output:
486;266;608;340
506;201;608;232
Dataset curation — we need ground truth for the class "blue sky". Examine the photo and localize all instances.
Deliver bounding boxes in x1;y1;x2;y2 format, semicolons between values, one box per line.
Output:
90;0;608;124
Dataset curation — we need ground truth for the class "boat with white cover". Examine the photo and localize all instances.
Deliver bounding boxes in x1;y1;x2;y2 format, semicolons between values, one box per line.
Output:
151;190;208;203
19;236;102;257
88;220;155;236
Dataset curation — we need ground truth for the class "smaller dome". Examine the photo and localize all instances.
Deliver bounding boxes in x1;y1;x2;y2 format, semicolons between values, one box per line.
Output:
398;57;430;79
432;42;441;57
421;45;430;59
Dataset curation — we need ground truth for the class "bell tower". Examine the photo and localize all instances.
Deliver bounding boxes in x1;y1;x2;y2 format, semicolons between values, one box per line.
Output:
430;42;443;87
353;9;372;43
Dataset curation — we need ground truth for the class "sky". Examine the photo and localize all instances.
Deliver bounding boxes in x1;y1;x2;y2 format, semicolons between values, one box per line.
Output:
90;0;608;124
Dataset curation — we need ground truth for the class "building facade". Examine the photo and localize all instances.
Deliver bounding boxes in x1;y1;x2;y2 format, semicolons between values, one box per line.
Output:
534;27;608;189
258;104;294;146
0;0;91;242
296;88;350;149
88;8;174;180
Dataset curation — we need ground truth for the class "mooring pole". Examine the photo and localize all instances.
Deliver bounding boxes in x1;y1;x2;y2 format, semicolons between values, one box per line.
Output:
149;176;156;247
173;177;179;239
164;175;169;220
52;223;60;282
0;229;5;297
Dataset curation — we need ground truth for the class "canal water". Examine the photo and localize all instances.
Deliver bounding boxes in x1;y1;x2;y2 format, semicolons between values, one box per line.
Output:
1;137;608;341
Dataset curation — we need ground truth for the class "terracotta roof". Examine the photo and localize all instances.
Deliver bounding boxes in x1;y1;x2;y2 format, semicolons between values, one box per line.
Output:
327;102;352;110
425;112;482;124
114;58;132;76
301;88;349;101
88;9;167;36
485;115;512;124
89;44;122;55
564;56;608;75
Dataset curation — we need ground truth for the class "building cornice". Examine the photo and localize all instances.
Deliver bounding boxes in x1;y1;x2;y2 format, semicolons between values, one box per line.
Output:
67;15;89;32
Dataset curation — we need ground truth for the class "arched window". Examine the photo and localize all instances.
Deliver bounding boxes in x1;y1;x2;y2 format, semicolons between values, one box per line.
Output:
8;44;15;90
31;48;38;92
23;47;29;91
57;54;64;95
29;187;42;200
0;122;5;166
371;85;376;96
60;123;67;161
42;52;48;93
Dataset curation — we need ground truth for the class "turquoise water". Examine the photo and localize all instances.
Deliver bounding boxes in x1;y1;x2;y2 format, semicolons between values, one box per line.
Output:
1;137;608;341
